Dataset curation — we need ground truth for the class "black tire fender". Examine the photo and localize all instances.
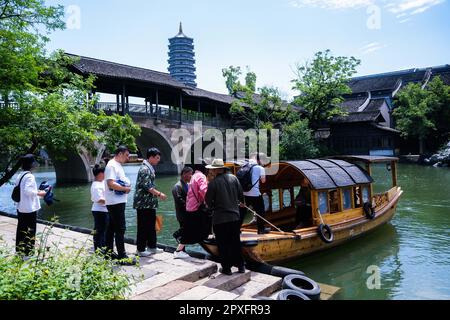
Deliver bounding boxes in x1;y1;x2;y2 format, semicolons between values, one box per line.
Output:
363;202;375;219
318;223;334;243
282;274;321;300
277;289;311;300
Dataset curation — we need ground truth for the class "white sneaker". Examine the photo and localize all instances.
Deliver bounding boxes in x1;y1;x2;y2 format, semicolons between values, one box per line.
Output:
136;250;152;257
148;247;164;254
173;250;190;259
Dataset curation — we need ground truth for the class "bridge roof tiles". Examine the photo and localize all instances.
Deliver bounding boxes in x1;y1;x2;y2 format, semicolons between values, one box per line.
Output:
68;53;187;89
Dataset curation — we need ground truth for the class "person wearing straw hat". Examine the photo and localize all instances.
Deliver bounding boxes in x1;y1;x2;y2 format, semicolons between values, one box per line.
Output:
205;159;245;275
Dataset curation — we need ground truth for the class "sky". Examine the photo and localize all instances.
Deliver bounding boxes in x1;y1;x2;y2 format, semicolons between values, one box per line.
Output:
46;0;450;100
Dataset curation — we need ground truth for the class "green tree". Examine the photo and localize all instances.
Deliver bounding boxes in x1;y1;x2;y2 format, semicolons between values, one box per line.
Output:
0;1;141;186
292;50;360;129
223;66;300;129
425;76;450;148
280;119;318;160
0;0;65;97
393;76;450;153
222;66;242;95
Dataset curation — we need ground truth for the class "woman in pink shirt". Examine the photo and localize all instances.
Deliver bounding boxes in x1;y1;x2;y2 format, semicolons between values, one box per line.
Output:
182;163;210;243
186;165;208;212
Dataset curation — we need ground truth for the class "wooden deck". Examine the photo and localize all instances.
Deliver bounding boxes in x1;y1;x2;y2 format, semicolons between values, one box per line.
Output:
0;215;340;300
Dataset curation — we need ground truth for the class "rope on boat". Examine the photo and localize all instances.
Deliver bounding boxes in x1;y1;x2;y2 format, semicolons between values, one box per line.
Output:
243;204;300;237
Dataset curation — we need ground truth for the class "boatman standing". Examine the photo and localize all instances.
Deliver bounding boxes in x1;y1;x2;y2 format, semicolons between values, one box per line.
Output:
205;159;245;275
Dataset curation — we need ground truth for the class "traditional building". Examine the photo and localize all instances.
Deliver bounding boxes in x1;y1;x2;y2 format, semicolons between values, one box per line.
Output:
168;22;197;87
329;65;450;156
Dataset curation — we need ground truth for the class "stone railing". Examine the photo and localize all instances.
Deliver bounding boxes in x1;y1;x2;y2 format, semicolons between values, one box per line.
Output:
95;102;231;128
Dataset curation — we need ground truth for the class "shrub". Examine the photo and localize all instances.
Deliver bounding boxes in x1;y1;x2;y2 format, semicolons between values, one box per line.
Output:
280;119;319;160
0;224;137;300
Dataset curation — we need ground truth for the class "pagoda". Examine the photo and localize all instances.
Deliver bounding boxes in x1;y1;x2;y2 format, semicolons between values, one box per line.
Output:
168;22;197;87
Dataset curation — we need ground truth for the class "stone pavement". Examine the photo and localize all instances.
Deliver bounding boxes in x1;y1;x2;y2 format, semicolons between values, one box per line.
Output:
0;214;339;300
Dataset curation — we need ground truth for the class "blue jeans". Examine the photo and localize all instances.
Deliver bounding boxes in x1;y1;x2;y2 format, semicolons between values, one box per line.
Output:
92;211;108;251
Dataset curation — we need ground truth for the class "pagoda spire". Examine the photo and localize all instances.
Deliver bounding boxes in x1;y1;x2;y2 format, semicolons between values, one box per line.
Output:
179;22;183;34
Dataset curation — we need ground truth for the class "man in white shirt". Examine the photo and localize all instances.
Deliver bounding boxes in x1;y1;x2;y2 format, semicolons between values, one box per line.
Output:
104;146;132;263
14;154;46;257
242;153;270;234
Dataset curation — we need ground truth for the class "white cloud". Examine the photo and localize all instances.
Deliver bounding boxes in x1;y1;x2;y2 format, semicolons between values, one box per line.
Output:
288;0;445;24
289;0;374;9
359;42;388;54
385;0;445;15
290;0;445;15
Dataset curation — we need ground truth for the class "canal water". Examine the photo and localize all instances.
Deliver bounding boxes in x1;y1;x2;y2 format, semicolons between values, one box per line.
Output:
0;163;449;300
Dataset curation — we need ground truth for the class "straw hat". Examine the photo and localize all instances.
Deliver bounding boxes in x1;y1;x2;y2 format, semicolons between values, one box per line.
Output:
205;158;226;169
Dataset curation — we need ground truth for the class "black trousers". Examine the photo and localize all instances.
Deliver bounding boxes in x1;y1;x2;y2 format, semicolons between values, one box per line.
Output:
16;211;37;256
106;203;127;258
240;195;266;231
92;211;109;251
136;208;157;252
213;220;244;271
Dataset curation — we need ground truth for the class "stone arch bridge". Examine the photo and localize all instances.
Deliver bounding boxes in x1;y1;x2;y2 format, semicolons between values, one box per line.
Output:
53;54;235;183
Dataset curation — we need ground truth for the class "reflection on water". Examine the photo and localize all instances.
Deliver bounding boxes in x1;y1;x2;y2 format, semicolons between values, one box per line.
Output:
1;163;450;299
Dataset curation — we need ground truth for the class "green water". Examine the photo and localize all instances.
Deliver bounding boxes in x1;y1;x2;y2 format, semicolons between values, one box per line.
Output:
1;163;449;299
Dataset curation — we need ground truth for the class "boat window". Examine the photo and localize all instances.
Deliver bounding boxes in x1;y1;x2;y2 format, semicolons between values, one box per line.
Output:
318;191;329;214
354;186;362;207
342;188;353;210
362;186;370;203
262;193;271;212
329;190;339;213
283;189;291;208
272;190;280;212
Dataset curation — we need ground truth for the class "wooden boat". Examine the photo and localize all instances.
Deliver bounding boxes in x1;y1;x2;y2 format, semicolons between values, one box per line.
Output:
200;156;403;264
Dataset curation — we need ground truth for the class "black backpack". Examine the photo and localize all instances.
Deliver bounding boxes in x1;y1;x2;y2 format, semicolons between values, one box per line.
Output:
11;172;30;203
236;162;258;192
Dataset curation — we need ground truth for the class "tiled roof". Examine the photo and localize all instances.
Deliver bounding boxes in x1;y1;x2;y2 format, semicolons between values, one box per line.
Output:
182;87;235;104
331;111;381;123
348;65;450;94
340;97;368;113
67;53;187;89
332;97;386;123
68;53;236;106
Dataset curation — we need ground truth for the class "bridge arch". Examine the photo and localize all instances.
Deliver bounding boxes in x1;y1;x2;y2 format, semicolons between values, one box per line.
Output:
51;148;94;184
136;127;181;175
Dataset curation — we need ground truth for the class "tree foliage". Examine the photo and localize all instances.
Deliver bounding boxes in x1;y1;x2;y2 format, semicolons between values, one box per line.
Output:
393;76;450;153
0;0;141;186
280;119;318;160
292;50;360;128
0;0;65;95
222;66;300;129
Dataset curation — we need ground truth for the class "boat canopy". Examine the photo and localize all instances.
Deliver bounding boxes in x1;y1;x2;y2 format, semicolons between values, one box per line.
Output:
266;160;373;190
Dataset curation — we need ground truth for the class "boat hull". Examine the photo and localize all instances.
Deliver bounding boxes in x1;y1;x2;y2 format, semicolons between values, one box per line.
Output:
201;188;403;264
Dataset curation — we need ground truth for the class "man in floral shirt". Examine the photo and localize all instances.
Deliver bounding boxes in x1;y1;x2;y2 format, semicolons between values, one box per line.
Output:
133;147;167;257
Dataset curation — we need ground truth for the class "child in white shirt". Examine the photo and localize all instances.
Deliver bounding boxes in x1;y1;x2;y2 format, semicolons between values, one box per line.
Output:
91;164;108;252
